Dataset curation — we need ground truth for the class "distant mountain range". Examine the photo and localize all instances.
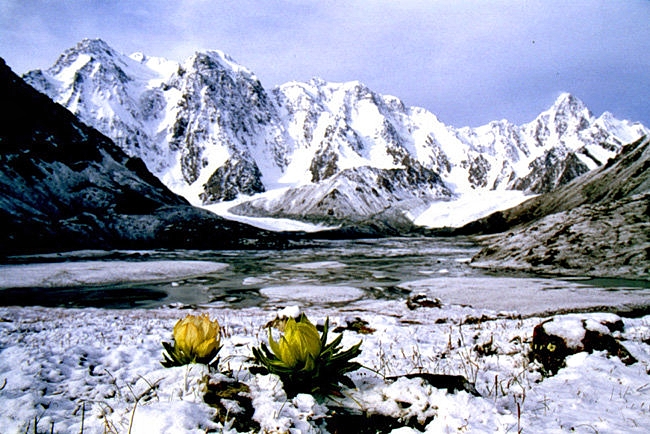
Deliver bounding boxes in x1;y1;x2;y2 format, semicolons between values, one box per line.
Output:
24;39;649;229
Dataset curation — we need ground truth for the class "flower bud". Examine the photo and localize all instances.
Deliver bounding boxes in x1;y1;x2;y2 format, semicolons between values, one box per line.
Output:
173;313;221;360
269;315;321;370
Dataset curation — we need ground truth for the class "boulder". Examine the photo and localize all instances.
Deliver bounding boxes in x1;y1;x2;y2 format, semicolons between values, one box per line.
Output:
406;293;442;310
530;313;636;375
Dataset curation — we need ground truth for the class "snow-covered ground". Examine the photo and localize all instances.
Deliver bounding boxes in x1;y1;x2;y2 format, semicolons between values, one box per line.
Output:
1;296;649;432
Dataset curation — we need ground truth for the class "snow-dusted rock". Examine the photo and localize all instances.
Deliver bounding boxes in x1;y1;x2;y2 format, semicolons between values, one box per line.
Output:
23;39;288;205
531;314;636;375
470;136;650;279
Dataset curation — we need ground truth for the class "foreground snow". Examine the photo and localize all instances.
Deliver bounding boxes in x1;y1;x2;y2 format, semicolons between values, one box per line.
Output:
1;299;649;433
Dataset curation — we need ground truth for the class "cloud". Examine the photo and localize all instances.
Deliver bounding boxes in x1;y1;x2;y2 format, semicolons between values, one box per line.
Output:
1;0;649;127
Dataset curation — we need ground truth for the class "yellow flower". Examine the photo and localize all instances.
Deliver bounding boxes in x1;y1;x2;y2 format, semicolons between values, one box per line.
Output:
268;316;322;370
252;314;362;395
174;313;221;359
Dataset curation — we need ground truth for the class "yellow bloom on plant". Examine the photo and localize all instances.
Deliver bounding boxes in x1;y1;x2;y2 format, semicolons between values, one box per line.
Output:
268;316;321;370
162;313;222;368
252;313;362;396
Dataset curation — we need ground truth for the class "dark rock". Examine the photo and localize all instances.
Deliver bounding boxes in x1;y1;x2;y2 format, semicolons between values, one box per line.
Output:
332;317;376;335
512;147;591;194
203;377;259;433
325;406;433;434
406;293;442;310
200;154;265;203
387;373;480;397
530;314;637;376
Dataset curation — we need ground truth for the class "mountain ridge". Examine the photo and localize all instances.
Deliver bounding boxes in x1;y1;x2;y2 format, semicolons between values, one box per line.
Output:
23;39;649;229
468;135;650;279
0;57;290;254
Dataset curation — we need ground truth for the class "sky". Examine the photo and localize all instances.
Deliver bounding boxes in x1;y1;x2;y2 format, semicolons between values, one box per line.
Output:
1;0;649;128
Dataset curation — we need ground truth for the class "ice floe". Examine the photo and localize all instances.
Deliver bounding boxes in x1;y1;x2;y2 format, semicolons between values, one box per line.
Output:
0;261;228;288
260;285;365;304
398;276;650;316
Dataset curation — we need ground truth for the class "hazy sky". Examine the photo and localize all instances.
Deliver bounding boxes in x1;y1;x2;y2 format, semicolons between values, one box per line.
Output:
1;0;649;127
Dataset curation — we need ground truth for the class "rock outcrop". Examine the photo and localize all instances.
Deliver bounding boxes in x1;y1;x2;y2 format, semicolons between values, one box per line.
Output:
468;136;650;279
530;314;637;376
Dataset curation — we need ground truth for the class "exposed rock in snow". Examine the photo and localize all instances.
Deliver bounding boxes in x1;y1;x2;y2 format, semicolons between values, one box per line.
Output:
0;57;290;254
230;164;451;223
23;39;289;205
530;314;637;375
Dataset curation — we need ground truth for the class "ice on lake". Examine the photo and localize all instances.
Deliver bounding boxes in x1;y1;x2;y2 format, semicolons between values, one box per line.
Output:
0;238;647;315
399;276;650;316
0;260;228;288
260;284;365;304
287;261;347;270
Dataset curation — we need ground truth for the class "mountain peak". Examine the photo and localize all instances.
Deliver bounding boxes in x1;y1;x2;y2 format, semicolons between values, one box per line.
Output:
47;38;123;77
185;49;254;79
555;91;575;103
64;38;121;62
75;38;113;52
550;92;591;117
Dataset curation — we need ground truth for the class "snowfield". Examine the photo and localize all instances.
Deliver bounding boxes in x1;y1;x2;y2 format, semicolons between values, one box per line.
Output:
1;298;649;433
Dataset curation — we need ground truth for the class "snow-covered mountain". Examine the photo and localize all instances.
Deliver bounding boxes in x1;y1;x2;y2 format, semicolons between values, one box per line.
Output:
24;39;649;228
24;39;289;204
0;57;288;254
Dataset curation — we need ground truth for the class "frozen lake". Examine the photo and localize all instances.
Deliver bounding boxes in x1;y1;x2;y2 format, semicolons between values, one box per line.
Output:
1;237;648;315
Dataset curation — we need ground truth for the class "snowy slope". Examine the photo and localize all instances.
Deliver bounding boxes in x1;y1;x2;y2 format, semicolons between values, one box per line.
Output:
243;83;647;226
24;39;649;228
469;136;650;279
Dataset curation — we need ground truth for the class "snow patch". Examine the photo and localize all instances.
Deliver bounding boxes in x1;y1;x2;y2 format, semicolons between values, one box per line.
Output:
413;190;533;228
203;198;339;233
